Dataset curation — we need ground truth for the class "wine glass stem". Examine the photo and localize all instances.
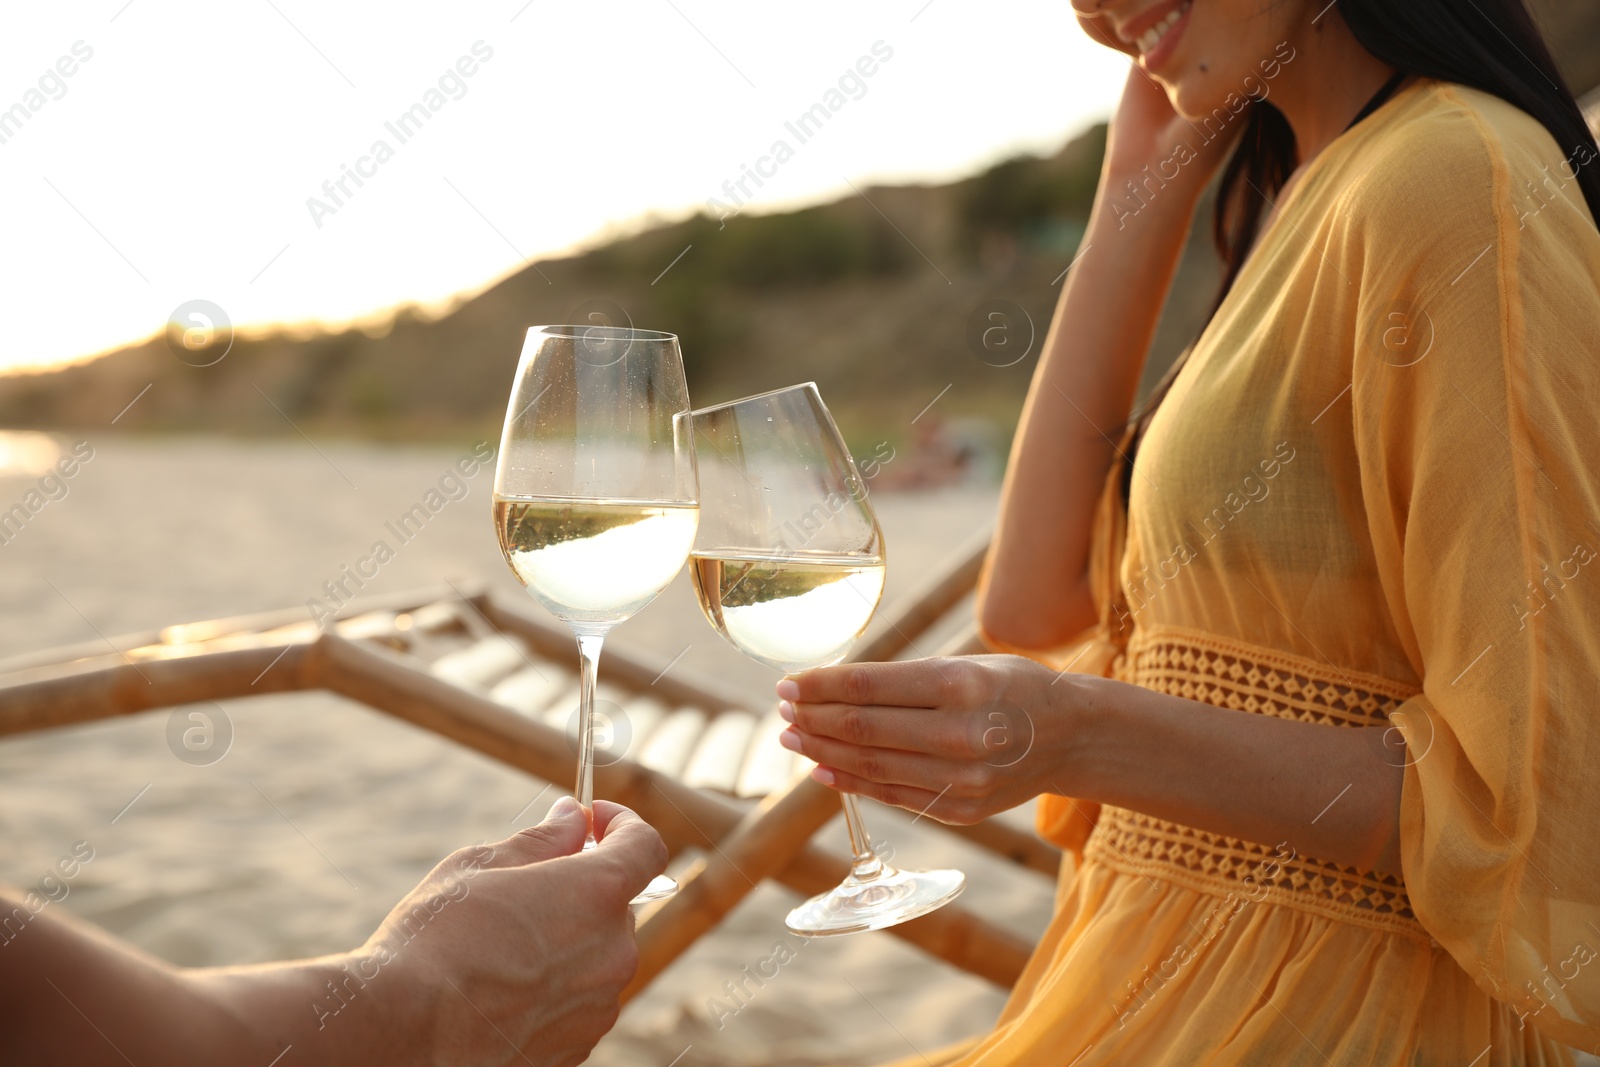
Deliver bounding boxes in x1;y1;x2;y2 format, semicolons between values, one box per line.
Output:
574;629;606;849
840;794;884;879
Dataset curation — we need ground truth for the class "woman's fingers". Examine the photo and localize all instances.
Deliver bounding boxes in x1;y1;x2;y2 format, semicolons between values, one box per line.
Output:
809;764;974;823
784;700;979;757
783;658;964;709
783;726;969;791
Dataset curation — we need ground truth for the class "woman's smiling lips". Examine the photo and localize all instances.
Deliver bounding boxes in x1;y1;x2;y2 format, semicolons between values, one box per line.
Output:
1112;0;1194;74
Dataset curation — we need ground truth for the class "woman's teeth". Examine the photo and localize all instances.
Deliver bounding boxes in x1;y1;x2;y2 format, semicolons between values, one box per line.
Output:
1138;1;1190;55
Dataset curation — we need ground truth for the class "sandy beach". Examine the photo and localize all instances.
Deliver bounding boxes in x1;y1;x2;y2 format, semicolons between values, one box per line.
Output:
0;433;1056;1066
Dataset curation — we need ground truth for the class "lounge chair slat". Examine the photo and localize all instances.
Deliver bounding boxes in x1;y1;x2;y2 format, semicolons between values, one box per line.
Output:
682;711;757;793
332;611;402;642
635;707;707;779
613;696;670;763
429;634;531;692
735;706;798;798
537;687;582;729
404;601;470;635
534;682;633;730
479;598;762;726
488;665;575;718
0;582;480;677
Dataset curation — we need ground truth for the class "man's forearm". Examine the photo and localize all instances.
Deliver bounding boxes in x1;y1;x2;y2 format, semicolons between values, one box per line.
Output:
0;892;420;1066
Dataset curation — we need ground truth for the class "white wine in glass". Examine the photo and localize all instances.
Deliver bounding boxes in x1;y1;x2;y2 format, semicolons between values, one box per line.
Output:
492;325;698;903
689;382;964;935
690;554;886;672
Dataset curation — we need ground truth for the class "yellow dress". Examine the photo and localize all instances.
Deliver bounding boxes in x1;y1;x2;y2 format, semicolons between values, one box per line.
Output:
964;79;1600;1065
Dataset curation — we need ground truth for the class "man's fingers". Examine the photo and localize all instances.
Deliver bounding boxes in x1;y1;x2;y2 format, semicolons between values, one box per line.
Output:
487;795;590;867
486;801;669;904
589;803;668;899
782;658;961;709
590;800;632;839
786;701;977;757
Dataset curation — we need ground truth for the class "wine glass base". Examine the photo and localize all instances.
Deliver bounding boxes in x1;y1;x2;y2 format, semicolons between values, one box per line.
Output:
631;873;679;905
785;865;964;936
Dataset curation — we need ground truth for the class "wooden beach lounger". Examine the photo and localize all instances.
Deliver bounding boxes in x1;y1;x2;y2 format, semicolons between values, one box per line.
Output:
0;530;1058;999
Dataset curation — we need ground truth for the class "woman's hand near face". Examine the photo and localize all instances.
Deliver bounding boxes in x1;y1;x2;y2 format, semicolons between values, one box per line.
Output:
777;656;1104;825
979;8;1243;655
1076;14;1237;203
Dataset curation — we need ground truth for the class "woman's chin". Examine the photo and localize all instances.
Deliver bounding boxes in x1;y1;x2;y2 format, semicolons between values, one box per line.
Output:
1166;79;1229;124
1161;81;1206;123
1166;90;1200;122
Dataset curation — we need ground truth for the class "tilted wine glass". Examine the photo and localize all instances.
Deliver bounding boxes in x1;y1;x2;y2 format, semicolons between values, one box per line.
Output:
492;325;697;903
688;382;964;935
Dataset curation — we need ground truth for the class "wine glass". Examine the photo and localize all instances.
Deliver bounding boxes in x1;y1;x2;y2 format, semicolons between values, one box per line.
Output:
688;382;964;935
492;324;698;903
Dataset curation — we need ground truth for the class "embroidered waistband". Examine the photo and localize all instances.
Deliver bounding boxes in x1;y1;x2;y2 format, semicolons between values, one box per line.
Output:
1085;628;1429;942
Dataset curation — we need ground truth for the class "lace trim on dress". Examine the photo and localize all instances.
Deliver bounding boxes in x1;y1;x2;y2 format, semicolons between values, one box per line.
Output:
1085;626;1433;943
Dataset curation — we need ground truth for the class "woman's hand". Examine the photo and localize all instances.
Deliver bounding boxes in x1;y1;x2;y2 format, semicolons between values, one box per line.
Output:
783;653;1408;875
777;656;1105;825
1075;14;1238;205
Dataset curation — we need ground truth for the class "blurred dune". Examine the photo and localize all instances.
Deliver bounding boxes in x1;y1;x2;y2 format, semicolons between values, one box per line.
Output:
0;123;1213;448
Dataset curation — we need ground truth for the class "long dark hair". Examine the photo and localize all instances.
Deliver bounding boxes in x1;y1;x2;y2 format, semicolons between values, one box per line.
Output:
1125;0;1600;455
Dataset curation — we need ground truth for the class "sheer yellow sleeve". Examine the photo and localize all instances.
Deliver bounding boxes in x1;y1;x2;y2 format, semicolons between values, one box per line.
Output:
1347;87;1600;1048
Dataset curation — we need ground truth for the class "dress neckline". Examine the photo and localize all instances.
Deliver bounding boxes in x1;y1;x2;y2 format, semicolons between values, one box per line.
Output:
1252;73;1427;252
1119;77;1431;509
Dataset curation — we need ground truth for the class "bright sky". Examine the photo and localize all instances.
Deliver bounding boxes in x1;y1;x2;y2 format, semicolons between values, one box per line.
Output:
0;1;1128;375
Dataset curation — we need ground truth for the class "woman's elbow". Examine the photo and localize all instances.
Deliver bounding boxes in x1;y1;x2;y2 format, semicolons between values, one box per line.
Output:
976;581;1097;654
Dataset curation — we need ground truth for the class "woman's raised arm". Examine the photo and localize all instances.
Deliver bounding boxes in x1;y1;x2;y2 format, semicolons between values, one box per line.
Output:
978;58;1230;652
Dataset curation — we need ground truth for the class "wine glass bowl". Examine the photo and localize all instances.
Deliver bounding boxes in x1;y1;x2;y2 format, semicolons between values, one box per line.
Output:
492;325;697;904
689;554;885;673
689;382;965;935
496;498;698;628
